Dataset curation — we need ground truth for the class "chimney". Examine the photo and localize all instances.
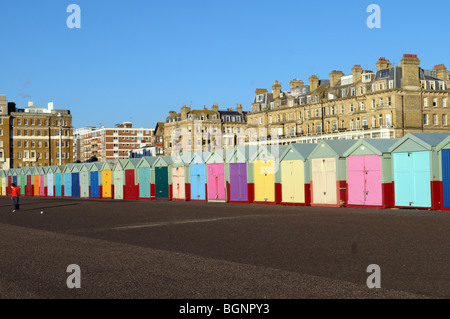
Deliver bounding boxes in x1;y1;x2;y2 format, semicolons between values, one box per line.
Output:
433;64;448;81
376;57;391;70
181;104;189;120
236;104;243;113
28;101;33;107
352;65;363;83
211;103;219;112
309;75;319;92
329;70;344;87
272;80;281;99
401;54;421;90
289;79;304;90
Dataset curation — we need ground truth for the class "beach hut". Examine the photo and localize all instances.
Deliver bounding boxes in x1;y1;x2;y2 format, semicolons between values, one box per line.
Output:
152;156;173;200
45;166;54;197
32;167;41;196
171;152;191;201
70;163;83;198
225;145;254;204
136;156;157;200
11;168;19;190
279;143;317;206
389;133;450;210
250;144;287;205
25;167;35;196
437;135;450;211
63;164;73;197
76;163;90;198
54;165;64;197
5;169;13;196
112;159;127;200
309;140;357;207
343;139;399;208
189;152;209;202
35;166;46;197
88;162;103;198
123;158;141;200
17;168;26;195
0;170;5;196
205;150;227;202
100;160;115;199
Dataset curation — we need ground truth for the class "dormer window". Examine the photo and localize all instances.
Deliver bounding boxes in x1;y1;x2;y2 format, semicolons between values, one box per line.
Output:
256;94;264;102
430;82;436;90
341;89;347;97
379;69;389;78
351;87;355;96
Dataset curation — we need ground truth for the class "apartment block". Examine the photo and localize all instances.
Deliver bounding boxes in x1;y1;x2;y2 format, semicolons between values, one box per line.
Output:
74;122;155;162
247;54;450;145
163;104;247;155
0;97;73;169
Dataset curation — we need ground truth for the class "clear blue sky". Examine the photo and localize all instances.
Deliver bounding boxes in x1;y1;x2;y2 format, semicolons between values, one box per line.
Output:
0;0;449;129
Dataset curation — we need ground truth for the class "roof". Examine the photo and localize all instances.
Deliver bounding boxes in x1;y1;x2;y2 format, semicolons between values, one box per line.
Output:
290;143;318;158
389;132;450;152
364;139;400;153
317;139;358;157
343;138;399;156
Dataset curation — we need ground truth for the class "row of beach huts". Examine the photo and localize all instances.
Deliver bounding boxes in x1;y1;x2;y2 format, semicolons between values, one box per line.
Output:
1;132;450;211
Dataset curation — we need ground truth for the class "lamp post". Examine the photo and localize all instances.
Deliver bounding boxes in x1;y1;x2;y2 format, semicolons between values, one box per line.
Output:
58;113;62;166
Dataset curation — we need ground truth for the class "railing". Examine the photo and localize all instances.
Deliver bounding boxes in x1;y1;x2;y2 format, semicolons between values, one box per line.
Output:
246;127;396;145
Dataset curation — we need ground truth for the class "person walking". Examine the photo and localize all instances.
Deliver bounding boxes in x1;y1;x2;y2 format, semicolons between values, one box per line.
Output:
11;183;21;212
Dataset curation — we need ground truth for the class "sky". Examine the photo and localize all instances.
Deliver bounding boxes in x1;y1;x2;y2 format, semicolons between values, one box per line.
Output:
0;0;449;129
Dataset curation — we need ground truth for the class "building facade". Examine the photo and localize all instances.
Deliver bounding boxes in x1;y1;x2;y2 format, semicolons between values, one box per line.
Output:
163;104;248;155
247;54;450;145
74;122;155;162
0;97;73;169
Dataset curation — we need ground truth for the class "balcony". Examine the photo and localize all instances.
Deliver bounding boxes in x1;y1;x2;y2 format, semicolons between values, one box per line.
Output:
246;127;396;146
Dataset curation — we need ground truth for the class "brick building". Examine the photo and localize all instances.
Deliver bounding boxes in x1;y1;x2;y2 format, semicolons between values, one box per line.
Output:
0;97;73;169
74;122;155;162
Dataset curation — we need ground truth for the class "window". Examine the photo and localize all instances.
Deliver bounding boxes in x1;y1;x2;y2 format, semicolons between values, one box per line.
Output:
259;117;262;124
372;99;376;109
341;105;344;114
31;119;35;125
356;118;360;129
351;88;355;96
17;130;21;136
331;106;335;115
24;119;28;125
17;119;21;125
424;98;428;107
389;80;394;89
388;97;392;106
360;87;364;95
386;114;391;127
333;121;337;132
350;120;354;130
350;104;354;112
379;98;383;107
363;117;367;127
423;114;428;125
443;114;448;126
433;114;438;126
443;98;447;108
18;152;22;159
360;102;364;110
378;115;383;127
317;123;321;133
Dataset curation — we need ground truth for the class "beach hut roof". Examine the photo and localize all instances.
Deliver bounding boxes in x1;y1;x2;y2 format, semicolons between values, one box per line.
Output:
389;133;450;152
153;155;173;167
343;138;399;156
280;143;317;161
